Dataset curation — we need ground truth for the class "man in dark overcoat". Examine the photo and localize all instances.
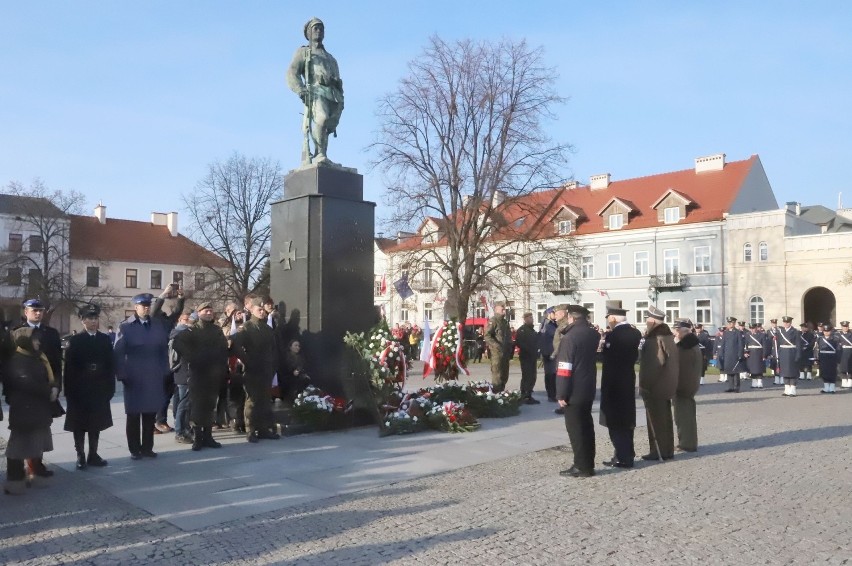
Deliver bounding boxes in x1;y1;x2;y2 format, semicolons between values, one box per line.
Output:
695;323;712;385
174;302;230;450
63;304;115;469
231;296;280;442
555;304;601;478
638;306;679;461
838;321;852;389
776;316;801;396
744;323;767;389
114;293;172;459
538;307;558;402
716;316;745;392
514;312;540;404
599;302;642;469
551;305;571;415
799;323;816;380
816;324;840;394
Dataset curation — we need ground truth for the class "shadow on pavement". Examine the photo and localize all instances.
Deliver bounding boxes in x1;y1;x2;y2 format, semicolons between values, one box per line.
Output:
699;425;852;457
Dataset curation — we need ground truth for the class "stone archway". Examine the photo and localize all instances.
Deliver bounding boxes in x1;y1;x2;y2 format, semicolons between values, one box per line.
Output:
802;286;836;327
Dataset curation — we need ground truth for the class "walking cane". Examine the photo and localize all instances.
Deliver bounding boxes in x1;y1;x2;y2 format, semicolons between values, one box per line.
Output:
644;398;664;462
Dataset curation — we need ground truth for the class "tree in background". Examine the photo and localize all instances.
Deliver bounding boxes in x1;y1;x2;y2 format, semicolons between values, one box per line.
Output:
183;153;282;300
372;36;578;319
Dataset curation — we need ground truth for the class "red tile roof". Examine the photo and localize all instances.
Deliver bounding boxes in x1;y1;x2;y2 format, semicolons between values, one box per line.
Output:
69;215;232;268
386;155;758;252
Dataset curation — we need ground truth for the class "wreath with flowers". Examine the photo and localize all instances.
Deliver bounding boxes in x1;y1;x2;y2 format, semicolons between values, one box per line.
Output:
426;401;480;433
423;320;470;382
345;321;408;388
292;385;352;429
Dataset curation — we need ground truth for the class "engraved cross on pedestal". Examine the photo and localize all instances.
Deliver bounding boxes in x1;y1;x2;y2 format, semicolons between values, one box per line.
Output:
279;240;296;270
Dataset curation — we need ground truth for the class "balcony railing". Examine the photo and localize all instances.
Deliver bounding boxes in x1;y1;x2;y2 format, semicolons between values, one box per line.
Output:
543;279;577;295
410;279;438;292
649;272;689;290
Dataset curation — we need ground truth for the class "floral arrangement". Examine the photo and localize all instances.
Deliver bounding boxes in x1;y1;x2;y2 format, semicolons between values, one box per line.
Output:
423;319;470;382
344;320;408;387
464;381;522;418
379;391;433;436
426;401;480;433
291;386;351;429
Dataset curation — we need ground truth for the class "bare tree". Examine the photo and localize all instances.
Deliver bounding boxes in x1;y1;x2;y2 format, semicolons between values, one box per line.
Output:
182;153;282;300
371;36;578;319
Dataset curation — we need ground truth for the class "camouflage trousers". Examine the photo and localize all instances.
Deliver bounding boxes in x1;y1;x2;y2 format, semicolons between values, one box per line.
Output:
490;355;510;392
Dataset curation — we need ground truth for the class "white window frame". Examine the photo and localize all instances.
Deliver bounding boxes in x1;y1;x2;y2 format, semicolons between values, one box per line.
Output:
581;256;594;279
758;241;768;262
424;302;433;321
664;206;681;224
558;220;572;235
634;251;649;276
536;302;548;324
558;264;571;289
400;308;409;322
609;213;624;230
743;243;752;262
664;300;680;324
536;264;548;282
635;300;649;324
695;299;711;325
475;306;486;319
663;248;680;279
694;246;711;273
607;253;621;278
749;296;765;325
506;300;516;323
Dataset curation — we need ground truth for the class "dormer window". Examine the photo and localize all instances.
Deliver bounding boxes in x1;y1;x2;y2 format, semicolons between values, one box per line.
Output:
558;220;572;235
664;207;681;223
652;189;693;225
608;213;624;230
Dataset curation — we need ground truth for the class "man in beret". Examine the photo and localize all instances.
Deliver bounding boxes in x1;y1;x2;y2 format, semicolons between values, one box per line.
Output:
231;296;281;442
173;302;230;450
638;306;678;461
515;312;540;404
599;301;642;468
715;316;745;392
63;304;115;469
555;304;600;478
839;321;852;389
286;17;344;166
13;298;63;479
776;316;801;396
114;293;173;459
484;302;512;392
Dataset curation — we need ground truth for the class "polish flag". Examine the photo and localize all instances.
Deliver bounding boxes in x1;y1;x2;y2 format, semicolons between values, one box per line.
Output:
380;273;387;295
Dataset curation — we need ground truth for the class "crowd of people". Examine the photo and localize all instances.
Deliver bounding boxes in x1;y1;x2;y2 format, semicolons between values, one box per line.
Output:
1;287;307;495
482;300;852;478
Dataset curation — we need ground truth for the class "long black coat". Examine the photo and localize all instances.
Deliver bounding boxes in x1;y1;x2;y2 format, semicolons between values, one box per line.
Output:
600;322;641;429
744;331;766;375
815;334;840;382
716;328;744;374
63;331;115;432
839;330;852;374
173;319;229;425
775;326;801;377
799;330;816;370
514;323;538;361
555;318;600;404
3;351;53;432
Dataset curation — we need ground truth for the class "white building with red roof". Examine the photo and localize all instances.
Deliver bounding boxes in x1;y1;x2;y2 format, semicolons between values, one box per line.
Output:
377;153;778;331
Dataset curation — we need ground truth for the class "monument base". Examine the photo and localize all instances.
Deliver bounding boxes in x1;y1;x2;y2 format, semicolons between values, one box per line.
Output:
270;164;377;424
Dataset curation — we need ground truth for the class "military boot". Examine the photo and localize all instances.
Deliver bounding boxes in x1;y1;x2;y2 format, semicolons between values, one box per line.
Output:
192;428;204;451
76;451;87;470
202;427;222;449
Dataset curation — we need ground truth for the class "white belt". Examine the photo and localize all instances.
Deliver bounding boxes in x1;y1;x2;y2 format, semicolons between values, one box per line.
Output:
819;350;836;354
747;345;762;349
780;345;795;348
843;346;852;349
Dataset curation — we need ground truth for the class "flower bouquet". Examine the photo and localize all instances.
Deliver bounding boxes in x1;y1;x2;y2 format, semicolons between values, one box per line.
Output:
427;401;480;433
345;321;408;387
291;386;351;430
422;320;470;383
464;381;522;418
427;380;468;404
378;391;433;436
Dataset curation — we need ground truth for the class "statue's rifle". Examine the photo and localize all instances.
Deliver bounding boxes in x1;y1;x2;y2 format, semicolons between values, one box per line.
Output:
302;44;313;163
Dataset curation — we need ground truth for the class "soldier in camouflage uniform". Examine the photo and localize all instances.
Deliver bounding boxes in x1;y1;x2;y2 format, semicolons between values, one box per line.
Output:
484;302;512;392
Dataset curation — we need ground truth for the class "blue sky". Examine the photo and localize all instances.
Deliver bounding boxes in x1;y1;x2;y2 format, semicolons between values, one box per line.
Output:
1;1;850;231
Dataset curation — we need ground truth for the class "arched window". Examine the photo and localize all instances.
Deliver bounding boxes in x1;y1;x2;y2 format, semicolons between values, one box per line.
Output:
749;296;764;325
743;243;752;262
759;241;768;261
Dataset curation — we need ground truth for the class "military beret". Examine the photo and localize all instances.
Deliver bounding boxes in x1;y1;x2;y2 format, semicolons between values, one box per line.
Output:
132;293;154;305
553;304;569;312
23;298;45;309
79;303;100;318
782;316;793;323
567;304;590;317
726;316;737;323
303;17;324;40
195;301;213;313
645;305;665;321
841;321;850;327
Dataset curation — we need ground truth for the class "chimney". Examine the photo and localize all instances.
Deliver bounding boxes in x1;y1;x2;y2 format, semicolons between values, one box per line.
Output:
564;180;580;190
94;202;106;224
784;202;801;216
694;153;726;173
491;190;507;207
166;212;178;237
590;174;610;190
151;212;167;226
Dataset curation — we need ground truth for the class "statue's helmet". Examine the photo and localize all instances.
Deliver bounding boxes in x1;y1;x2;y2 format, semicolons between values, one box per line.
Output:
304;17;324;40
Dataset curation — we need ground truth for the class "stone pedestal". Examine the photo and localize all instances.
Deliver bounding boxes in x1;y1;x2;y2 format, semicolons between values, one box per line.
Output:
270;165;376;410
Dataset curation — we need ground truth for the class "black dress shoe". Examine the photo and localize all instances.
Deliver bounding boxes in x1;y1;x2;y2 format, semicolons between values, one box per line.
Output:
602;458;634;469
76;453;87;470
87;454;108;467
524;397;541;405
725;388;736;393
559;466;595;478
547;397;557;403
140;450;158;458
554;407;565;415
130;452;143;460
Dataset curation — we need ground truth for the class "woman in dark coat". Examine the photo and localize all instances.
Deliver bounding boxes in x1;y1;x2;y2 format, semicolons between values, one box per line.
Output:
281;339;310;401
4;327;56;495
63;304;115;470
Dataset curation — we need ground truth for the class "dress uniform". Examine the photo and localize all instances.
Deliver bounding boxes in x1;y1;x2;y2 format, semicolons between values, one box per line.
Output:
716;317;745;392
765;320;781;385
695;325;712;385
63;304;115;469
745;323;766;389
838;321;852;388
555;305;600;477
815;325;840;394
799;324;816;380
776;317;801;396
737;321;750;382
